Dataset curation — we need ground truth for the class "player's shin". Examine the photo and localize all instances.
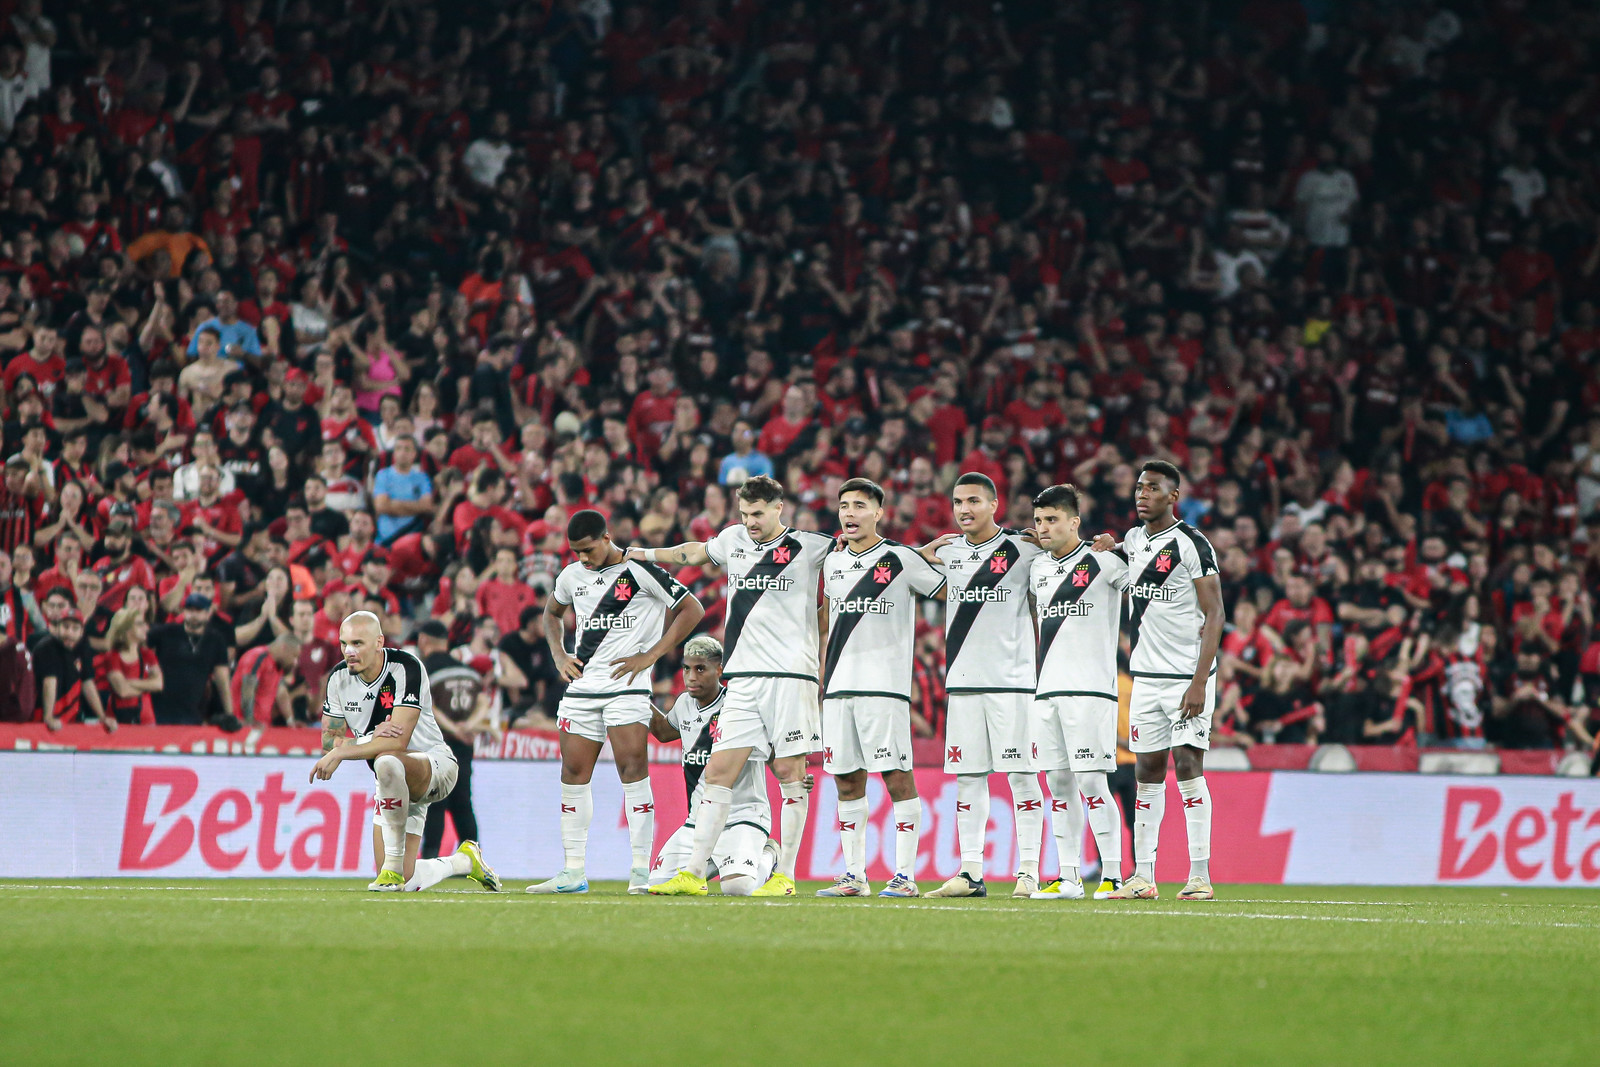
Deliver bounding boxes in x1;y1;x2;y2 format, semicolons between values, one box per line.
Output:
1045;769;1083;883
954;775;989;878
777;779;809;878
1177;775;1211;881
561;783;593;873
1009;773;1043;880
685;784;732;879
1077;771;1123;880
373;754;410;875
1133;781;1166;883
891;797;921;876
622;778;655;871
837;796;869;878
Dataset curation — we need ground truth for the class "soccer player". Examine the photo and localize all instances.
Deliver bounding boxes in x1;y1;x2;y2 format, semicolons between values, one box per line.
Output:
923;472;1048;899
531;510;704;895
311;611;500;893
1027;484;1130;900
816;478;947;898
638;475;834;898
646;635;783;895
1093;461;1225;900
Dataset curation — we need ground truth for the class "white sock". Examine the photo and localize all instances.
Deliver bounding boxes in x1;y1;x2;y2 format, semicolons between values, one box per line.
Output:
373;754;409;874
1045;769;1083;883
1077;771;1123;881
757;842;777;886
622;778;655;871
560;783;592;872
686;784;732;879
837;796;869;878
955;775;989;878
1178;775;1212;881
891;797;921;877
778;779;809;879
403;853;470;892
1009;772;1043;879
1134;780;1165;883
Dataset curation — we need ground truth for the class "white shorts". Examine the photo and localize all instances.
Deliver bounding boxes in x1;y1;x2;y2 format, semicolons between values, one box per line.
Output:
1128;674;1217;753
822;696;913;775
944;692;1032;773
1031;694;1117;772
713;675;820;760
649;819;769;887
556;692;654;744
370;746;459;837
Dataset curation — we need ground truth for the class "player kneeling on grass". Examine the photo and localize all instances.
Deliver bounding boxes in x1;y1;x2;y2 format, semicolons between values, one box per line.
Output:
646;635;800;896
311;611;500;893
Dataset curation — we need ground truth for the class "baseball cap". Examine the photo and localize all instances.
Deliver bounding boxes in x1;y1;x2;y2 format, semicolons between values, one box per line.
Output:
57;605;83;623
182;593;212;610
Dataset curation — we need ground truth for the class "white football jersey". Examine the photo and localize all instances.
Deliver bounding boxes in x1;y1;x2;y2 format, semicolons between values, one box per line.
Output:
667;687;769;831
936;528;1042;694
823;539;946;701
553;557;691;697
1122;520;1219;679
704;524;832;680
322;648;446;753
1031;542;1129;700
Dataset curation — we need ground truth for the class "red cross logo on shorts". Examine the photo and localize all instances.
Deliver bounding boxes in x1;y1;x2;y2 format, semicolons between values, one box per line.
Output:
1016;799;1042;811
947;746;962;763
1130;726;1139;742
823;746;833;762
1031;742;1038;759
1155;553;1173;573
558;717;573;733
873;564;892;584
1085;796;1106;809
989;554;1008;574
772;546;791;564
1072;568;1090;587
1184;797;1205;808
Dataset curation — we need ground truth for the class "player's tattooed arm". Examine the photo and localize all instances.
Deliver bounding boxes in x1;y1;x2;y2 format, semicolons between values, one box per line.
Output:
628;541;710;566
320;713;347;754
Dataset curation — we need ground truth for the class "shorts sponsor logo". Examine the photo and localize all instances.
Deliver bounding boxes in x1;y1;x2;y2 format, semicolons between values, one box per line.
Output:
1075;748;1092;761
874;747;892;759
783;730;804;742
1001;747;1019;758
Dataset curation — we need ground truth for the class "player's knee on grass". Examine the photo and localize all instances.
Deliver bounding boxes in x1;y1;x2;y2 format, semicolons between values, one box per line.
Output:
721;875;755;896
1172;746;1204;780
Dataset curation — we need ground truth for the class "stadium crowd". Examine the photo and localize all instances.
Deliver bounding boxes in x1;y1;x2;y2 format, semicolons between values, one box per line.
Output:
0;0;1597;763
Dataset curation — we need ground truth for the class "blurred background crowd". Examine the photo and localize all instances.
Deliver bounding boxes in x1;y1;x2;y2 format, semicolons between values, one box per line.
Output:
0;0;1597;761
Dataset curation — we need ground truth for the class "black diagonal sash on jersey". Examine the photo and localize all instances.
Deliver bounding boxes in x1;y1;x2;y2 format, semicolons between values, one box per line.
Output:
1037;553;1101;671
944;538;1018;672
1126;537;1183;655
721;534;803;665
365;676;399;769
574;569;639;663
683;709;717;805
823;548;905;687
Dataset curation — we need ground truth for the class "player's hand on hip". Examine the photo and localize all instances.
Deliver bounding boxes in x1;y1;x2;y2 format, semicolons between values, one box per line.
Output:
609;652;656;682
803;773;815;793
556;653;585;683
1180;680;1207;720
373;720;405;739
1090;533;1118;552
917;532;956;561
310;751;341;782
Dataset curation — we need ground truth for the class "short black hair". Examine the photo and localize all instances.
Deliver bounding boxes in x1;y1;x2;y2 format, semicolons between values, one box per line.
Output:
567;509;608;542
1033;484;1082;515
953;472;996;499
737;474;785;505
518;604;542;630
1138;460;1183;491
839;477;885;506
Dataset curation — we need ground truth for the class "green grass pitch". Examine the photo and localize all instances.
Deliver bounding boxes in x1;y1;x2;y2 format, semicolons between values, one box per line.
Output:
2;880;1595;1065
